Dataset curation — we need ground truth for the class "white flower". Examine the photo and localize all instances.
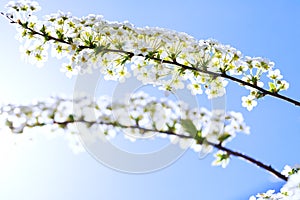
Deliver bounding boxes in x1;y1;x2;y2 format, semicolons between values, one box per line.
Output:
178;138;193;149
242;95;257;111
187;82;203;95
60;62;78;78
190;142;202;152
256;190;275;199
64;131;85;154
282;165;293;177
172;77;185;90
212;150;230;168
116;67;131;83
282;171;300;197
268;69;283;80
278;80;289;91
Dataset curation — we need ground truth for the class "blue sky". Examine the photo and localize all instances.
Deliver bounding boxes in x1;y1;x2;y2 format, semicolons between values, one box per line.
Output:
0;0;300;199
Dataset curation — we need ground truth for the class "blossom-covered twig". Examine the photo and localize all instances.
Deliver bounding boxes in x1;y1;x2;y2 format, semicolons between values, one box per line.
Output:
1;1;296;110
0;92;287;181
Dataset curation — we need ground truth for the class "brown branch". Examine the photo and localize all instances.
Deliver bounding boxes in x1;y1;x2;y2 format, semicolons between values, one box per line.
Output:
208;142;288;181
27;119;287;181
220;73;300;106
4;15;299;107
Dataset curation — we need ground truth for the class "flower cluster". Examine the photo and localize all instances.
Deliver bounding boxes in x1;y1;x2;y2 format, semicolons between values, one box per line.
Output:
249;165;300;200
2;2;299;199
5;0;40;22
3;0;290;110
0;91;249;168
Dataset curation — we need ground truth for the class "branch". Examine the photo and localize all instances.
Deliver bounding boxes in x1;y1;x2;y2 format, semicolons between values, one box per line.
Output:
220;73;300;106
209;143;288;181
0;14;291;180
27;118;287;181
7;16;299;108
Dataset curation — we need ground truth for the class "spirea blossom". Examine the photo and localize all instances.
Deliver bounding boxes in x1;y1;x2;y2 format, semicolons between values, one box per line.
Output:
1;1;299;199
0;91;249;168
3;0;290;110
249;165;300;200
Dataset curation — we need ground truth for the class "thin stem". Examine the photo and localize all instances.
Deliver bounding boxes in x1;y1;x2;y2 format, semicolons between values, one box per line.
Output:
208;142;288;181
220;73;300;106
31;119;287;181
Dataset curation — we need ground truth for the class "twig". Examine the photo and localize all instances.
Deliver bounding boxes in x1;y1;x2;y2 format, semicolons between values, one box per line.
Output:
5;15;298;108
32;119;287;181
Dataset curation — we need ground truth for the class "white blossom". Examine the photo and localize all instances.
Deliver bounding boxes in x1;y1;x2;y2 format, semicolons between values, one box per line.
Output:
3;0;290;110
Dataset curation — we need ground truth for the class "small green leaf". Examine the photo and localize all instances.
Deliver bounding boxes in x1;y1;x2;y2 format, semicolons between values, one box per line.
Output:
178;67;186;75
67;37;73;43
56;30;64;40
58;123;67;129
268;82;277;93
22;21;29;28
181;119;197;137
269;82;275;89
232;53;239;61
40;25;46;34
255;91;265;99
219;152;230;160
94;45;106;55
5;120;13;128
218;133;231;143
67;114;74;122
120;54;132;65
195;130;206;144
44;34;50;42
251;76;258;85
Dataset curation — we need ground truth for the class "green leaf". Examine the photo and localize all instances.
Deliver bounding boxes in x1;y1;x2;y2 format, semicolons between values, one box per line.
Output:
181;119;197;137
22;21;29;28
219;152;230;160
58;123;67;129
44;34;50;42
268;82;277;93
255;91;265;99
94;45;106;55
251;76;258;85
178;67;186;75
232;53;239;61
89;35;93;42
145;51;158;60
218;133;231;143
269;82;275;89
56;30;64;40
67;114;74;122
40;25;46;34
195;130;206;144
5;120;13;128
120;54;131;65
67;37;73;43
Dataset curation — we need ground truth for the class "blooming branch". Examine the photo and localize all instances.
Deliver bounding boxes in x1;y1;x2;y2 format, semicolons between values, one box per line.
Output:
0;91;288;181
2;1;300;199
1;0;297;110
